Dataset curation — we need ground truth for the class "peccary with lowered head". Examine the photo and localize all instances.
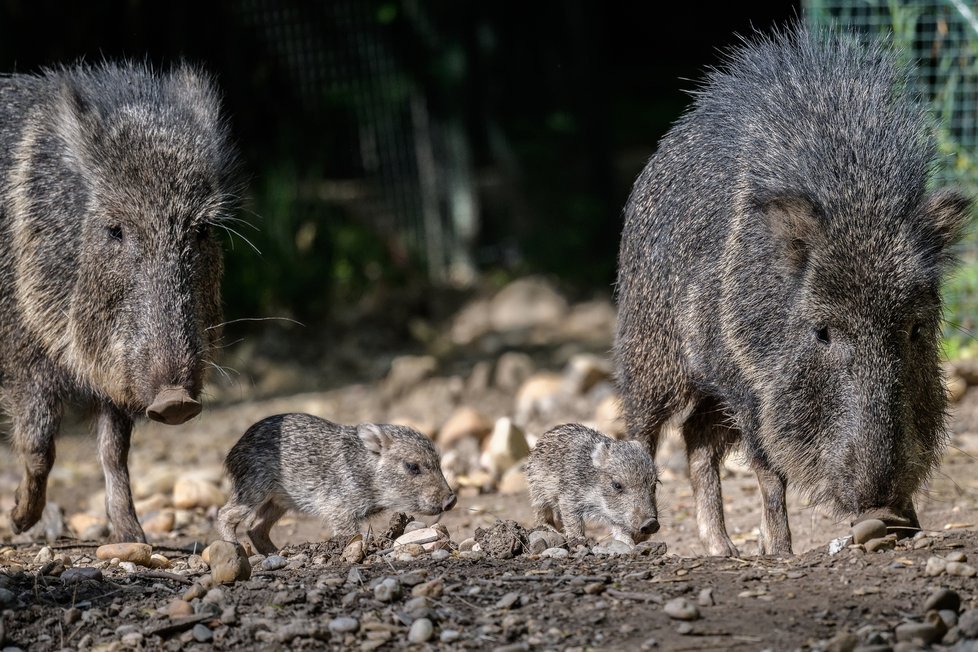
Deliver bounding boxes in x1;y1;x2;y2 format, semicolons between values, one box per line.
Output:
218;413;457;554
614;28;972;555
526;423;659;544
0;63;238;542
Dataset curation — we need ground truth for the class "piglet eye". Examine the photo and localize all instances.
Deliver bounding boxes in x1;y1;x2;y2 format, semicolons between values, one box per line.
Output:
910;323;923;343
814;326;830;346
611;481;623;492
108;225;123;241
405;462;421;475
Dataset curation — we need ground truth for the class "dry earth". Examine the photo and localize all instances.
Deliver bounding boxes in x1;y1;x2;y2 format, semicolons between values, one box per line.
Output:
2;278;978;650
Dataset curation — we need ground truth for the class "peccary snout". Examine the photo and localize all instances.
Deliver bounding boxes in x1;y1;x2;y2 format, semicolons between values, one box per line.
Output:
146;386;201;425
640;518;660;535
442;494;458;512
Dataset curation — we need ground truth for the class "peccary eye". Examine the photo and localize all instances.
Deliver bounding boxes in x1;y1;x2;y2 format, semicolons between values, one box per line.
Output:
196;225;209;242
404;462;421;475
108;225;123;242
611;481;623;492
814;326;830;346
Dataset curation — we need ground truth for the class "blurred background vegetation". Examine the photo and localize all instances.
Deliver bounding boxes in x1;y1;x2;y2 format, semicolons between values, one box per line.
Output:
0;1;975;358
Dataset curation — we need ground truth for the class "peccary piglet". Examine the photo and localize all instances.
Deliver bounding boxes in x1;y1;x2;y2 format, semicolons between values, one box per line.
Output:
0;62;239;543
526;424;659;544
218;413;457;554
615;26;973;556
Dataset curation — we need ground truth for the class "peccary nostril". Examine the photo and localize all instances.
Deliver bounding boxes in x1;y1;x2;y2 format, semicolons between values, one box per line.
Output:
146;386;201;425
442;494;457;512
640;518;660;535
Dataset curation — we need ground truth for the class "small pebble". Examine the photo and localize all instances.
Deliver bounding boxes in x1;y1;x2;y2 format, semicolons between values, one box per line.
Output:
938;609;958;629
403;521;428;534
203;588;225;605
61;567;103;584
431;549;451;561
408;617;434;643
925;557;947;577
63;607;81;625
440;629;461;643
166;599;194;618
958;609;978;638
541;547;569;559
96;542;152;566
33;546;53;564
459;538;477;552
676;622;694;635
664;597;700;621
496;591;521;609
121;631;143;646
261;555;288;571
894;619;943;644
374;577;401;602
220;606;238;625
192;624;213;643
0;588;16;608
697;588;715;607
118;561;138;573
913;537;933;549
864;537;895;553
851;519;888;544
342;539;365;564
329;616;360;634
923;588;960;613
946;550;967;563
945;561;977;577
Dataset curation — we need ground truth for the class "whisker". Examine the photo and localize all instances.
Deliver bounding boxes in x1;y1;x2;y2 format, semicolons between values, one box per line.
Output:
206;317;305;331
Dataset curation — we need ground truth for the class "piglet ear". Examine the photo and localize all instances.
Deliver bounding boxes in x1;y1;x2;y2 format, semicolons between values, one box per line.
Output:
922;188;972;253
761;195;824;270
591;442;611;469
358;423;392;454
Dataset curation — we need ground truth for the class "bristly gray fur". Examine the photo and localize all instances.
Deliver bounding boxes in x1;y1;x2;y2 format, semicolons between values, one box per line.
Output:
526;423;659;544
218;413;456;554
0;61;241;542
614;26;973;556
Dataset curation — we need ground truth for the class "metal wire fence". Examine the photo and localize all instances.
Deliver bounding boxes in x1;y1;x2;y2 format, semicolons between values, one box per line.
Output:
805;0;978;352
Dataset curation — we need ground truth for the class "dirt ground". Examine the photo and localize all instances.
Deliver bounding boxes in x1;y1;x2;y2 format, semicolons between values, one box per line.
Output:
3;288;978;649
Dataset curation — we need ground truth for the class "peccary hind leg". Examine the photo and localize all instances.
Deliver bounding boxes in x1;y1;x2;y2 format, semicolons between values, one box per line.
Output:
10;387;62;534
247;499;286;554
217;500;253;544
754;464;791;555
97;406;144;543
684;402;738;556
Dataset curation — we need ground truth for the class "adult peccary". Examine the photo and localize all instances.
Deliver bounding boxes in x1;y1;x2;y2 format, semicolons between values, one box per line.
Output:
526;423;659;544
614;27;973;556
217;414;457;554
0;63;238;542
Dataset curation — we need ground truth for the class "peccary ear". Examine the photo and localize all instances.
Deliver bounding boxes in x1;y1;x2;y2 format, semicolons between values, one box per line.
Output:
921;188;972;253
358;424;392;455
591;442;611;469
54;81;99;168
761;196;824;269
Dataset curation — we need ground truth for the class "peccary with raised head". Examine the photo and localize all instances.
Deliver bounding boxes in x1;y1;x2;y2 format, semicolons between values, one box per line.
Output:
0;63;238;542
526;423;659;544
614;27;973;556
218;413;458;554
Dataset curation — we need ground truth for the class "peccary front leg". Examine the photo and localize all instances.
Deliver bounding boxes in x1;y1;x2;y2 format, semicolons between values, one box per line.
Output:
217;500;253;544
754;464;791;555
10;387;62;534
97;406;144;543
557;499;586;539
684;405;738;556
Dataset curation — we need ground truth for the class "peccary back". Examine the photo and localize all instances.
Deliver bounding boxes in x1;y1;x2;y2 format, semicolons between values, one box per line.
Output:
0;62;239;542
614;27;972;556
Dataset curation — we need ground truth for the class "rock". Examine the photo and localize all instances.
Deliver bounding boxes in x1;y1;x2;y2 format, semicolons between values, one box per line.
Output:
925;557;947;577
118;561;138;573
438;407;493;448
203;588;226;605
261;555;288;571
823;631;859;652
67;512;107;538
697;588;715;607
192;624;213;643
514;372;564;424
33;546;53;564
133;493;169;516
958;609;978;638
0;588;16;608
528;530;561;554
412;579;444;598
404;520;428;534
894;620;943;644
562;353;611;395
664;598;700;621
482;418;530;477
220;606;238;625
384;355;437;398
561;299;617;342
183;582;207;601
172;475;225;510
149;554;171;569
945;561;977;577
494;352;535;391
96;543;152;566
593;393;625;438
166;599;193;618
947;372;968;402
939;609;958;629
864;537;896;553
475;520;528;559
141;510;176;535
541;547;569;559
459;538;477;552
440;629;461;643
395;527;441;548
498;463;528;495
946;550;968;563
593;539;635;556
342;538;365;564
61;567;102;584
496;591;522;609
121;631;143;646
408;618;434;643
329;616;360;634
489;276;568;332
204;541;251;584
375;577;401;602
851;519;888;544
431;549;451;561
923;588;960;613
913;537;934;549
